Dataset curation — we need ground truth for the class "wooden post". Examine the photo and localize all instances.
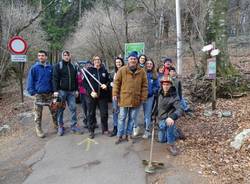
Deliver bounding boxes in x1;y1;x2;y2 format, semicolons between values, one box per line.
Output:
212;77;216;110
211;42;216;110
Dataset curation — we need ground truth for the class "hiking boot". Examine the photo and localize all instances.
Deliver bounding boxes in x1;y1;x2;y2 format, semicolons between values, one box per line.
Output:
109;126;117;137
71;126;83;135
35;126;45;138
125;135;129;142
176;128;186;140
169;144;179;156
89;132;95;139
142;131;151;139
52;121;58;130
115;136;123;145
57;126;64;136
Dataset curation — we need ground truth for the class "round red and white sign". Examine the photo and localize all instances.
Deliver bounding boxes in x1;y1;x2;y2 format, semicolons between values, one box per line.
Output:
8;36;28;54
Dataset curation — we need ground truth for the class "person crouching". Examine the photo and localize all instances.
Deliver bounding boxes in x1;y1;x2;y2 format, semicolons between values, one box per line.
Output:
157;77;183;156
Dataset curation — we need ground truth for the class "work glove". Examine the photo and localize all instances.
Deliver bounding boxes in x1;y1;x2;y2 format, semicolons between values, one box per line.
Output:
75;91;79;97
101;84;107;90
53;92;59;97
91;91;98;98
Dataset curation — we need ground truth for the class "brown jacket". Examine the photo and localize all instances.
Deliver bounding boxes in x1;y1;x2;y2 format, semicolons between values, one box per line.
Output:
113;65;148;107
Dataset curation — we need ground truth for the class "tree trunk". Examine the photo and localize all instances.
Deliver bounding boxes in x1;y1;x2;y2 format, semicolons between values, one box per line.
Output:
123;0;129;43
206;0;234;77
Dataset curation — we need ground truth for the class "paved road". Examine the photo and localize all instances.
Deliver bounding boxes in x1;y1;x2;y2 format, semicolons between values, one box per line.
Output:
23;110;146;184
0;102;208;184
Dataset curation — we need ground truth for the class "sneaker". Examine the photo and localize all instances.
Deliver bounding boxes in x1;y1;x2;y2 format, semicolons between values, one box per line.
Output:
35;126;45;138
142;131;151;139
57;126;64;136
169;144;179;156
133;126;140;137
71;126;83;135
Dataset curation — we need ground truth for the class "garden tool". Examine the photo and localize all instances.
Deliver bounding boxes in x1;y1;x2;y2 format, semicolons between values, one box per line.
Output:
143;95;164;173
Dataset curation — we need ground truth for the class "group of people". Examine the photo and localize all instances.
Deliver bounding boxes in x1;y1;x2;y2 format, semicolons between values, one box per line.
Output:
27;49;189;156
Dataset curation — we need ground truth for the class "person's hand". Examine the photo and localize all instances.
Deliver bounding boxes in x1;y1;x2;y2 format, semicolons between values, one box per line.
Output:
91;91;98;98
166;117;175;126
113;96;117;101
101;84;107;90
75;91;79;97
53;92;59;97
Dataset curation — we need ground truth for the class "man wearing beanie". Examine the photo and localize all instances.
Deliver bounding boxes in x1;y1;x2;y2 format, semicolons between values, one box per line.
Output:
112;51;148;144
53;50;82;136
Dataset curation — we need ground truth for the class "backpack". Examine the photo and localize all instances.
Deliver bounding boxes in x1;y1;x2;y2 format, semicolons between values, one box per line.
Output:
58;61;77;71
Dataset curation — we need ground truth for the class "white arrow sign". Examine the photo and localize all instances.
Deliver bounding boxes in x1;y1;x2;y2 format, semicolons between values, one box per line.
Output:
202;44;213;52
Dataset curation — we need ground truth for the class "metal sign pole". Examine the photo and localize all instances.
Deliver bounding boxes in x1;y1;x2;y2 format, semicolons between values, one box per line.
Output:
19;62;24;103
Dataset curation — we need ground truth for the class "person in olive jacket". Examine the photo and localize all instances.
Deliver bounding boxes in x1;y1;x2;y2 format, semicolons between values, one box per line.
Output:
83;55;110;139
53;50;82;136
112;51;148;144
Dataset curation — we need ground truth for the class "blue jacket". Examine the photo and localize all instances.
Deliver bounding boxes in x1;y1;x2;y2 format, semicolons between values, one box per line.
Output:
27;62;53;95
147;71;159;97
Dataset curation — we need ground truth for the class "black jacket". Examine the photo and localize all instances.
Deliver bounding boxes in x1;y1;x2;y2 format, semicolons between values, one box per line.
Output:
157;86;183;121
171;77;182;100
83;66;110;99
53;60;78;91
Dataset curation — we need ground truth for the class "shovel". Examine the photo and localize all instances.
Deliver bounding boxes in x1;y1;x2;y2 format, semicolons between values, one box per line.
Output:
143;117;164;174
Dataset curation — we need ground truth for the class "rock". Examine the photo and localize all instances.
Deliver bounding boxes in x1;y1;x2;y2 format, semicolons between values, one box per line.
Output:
204;110;213;117
17;112;34;124
0;124;10;134
230;129;250;150
222;111;232;117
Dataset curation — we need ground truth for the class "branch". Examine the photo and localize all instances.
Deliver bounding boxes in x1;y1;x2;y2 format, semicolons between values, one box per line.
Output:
15;0;59;35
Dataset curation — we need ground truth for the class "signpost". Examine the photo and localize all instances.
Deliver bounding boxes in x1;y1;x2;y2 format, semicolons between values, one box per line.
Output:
8;36;28;103
202;42;220;110
124;42;145;61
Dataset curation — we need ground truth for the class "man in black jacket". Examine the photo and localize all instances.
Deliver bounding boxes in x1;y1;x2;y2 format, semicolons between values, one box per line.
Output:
83;55;110;139
157;77;183;156
53;50;82;136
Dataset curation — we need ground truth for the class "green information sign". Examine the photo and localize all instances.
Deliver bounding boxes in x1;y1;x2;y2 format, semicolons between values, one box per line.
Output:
124;42;145;60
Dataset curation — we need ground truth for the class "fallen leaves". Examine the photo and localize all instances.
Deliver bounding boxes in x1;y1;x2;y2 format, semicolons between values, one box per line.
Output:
177;95;250;183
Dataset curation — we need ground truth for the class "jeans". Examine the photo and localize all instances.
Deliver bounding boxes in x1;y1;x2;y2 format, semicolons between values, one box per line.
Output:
133;105;141;128
85;95;108;133
143;96;154;131
117;106;139;136
180;97;190;112
80;94;88;125
158;119;176;144
57;90;77;127
112;100;119;127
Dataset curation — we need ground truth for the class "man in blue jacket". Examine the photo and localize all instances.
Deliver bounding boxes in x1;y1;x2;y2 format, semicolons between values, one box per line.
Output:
27;50;57;138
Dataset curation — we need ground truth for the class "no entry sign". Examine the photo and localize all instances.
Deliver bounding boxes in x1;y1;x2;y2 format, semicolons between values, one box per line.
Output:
8;36;28;54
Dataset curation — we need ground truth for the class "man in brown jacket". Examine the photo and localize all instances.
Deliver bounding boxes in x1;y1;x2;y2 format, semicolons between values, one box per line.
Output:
113;51;148;144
